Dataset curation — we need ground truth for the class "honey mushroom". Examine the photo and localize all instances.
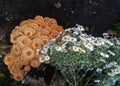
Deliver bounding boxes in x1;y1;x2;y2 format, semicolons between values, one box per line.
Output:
28;23;39;31
3;15;64;81
21;26;36;37
17;35;32;49
44;18;57;27
41;29;50;36
31;37;43;49
24;65;31;72
21;46;35;60
34;15;44;22
40;36;50;45
10;29;24;44
4;53;14;66
20;20;30;26
11;44;21;56
50;29;59;38
30;59;40;68
12;56;24;68
44;26;52;33
34;16;45;27
13;70;24;81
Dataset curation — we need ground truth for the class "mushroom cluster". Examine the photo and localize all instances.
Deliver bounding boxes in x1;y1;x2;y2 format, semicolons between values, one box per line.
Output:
3;16;64;81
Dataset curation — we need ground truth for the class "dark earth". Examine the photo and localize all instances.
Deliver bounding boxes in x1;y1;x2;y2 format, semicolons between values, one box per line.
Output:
0;0;120;86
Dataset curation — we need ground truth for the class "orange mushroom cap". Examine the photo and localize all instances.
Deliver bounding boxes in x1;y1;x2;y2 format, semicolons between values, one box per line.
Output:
17;35;31;49
4;53;14;66
30;59;40;68
13;70;24;81
24;65;31;72
21;46;35;60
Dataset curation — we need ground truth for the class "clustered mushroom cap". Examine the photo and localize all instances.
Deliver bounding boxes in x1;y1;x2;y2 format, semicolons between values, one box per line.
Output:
3;15;64;81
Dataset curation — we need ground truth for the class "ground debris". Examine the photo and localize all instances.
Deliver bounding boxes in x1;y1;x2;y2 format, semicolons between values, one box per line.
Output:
0;45;11;49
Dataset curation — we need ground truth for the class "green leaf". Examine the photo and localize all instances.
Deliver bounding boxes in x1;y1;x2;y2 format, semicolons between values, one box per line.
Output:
0;54;2;58
0;51;6;55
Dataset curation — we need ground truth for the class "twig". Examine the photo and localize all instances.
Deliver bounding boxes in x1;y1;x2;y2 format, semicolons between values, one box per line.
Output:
78;69;88;83
61;71;73;86
0;45;12;49
59;64;73;86
69;64;77;86
84;70;96;86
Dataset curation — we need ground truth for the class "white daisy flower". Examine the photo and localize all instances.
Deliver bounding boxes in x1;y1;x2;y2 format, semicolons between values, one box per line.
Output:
84;43;94;51
103;33;109;38
91;37;96;40
108;50;115;56
76;24;85;31
62;35;71;41
97;37;105;42
73;31;79;35
39;57;45;63
94;80;100;83
79;36;86;41
94;42;102;46
41;44;49;54
79;47;86;53
103;33;109;36
69;37;77;42
111;69;120;75
105;40;114;46
98;40;105;45
55;46;64;51
81;33;88;38
107;72;115;76
45;56;50;61
41;48;48;54
72;46;79;52
100;52;109;58
43;45;49;49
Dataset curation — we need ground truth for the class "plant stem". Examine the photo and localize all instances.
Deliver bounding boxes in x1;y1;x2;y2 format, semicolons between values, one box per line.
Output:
78;69;88;83
61;71;73;86
84;70;96;86
69;65;77;86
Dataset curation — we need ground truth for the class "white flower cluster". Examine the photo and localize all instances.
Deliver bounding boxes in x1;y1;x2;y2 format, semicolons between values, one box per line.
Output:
59;25;114;55
36;24;119;70
35;24;120;86
107;66;120;76
103;61;120;76
36;44;51;63
62;35;77;42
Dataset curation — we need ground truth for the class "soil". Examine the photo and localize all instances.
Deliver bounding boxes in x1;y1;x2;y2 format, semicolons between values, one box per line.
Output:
0;0;120;38
0;0;120;86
